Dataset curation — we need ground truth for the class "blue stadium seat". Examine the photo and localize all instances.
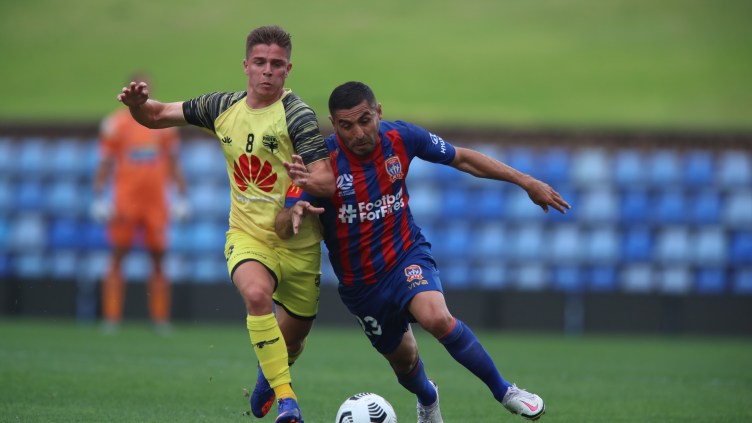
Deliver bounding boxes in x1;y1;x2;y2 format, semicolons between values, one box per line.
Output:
717;151;751;187
692;227;727;266
648;150;681;187
84;222;110;250
190;256;227;284
163;253;190;283
0;219;8;250
45;178;85;217
440;260;473;288
613;149;646;187
472;261;509;290
168;223;192;254
512;263;549;291
123;252;150;281
695;267;727;295
689;189;721;225
14;181;45;212
407;184;442;222
731;268;752;295
547;225;582;263
507;225;544;261
654;227;691;263
656;266;692;294
578;187;619;224
188;180;231;220
552;265;583;293
723;190;752;228
587;265;618;292
620;264;655;293
0;180;12;215
504;189;543;221
622;226;653;262
8;214;47;252
187;221;228;255
653;189;687;225
441;186;473;219
49;250;79;280
683;150;714;186
15;137;49;178
49;218;85;249
730;231;752;265
473;187;506;220
620;188;650;224
49;138;85;177
539;148;570;183
505;147;535;176
80;251;110;281
431;221;472;260
14;252;47;279
183;140;225;183
471;222;508;260
571;148;610;187
585;226;619;264
407;157;436;184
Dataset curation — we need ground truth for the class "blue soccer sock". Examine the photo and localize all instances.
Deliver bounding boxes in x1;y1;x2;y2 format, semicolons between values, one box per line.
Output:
439;319;512;402
396;357;438;406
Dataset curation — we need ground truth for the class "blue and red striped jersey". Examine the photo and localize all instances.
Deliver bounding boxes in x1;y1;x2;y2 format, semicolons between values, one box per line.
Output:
287;120;456;285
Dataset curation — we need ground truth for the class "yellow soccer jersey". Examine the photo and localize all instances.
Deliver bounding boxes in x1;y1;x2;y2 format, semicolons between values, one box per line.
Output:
183;89;327;249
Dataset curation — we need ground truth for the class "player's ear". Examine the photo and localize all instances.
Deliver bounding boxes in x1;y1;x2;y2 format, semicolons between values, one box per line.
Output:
376;103;383;119
243;59;250;76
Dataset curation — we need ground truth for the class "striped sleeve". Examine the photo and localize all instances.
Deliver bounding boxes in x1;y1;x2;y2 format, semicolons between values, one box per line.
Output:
282;93;329;165
182;91;247;133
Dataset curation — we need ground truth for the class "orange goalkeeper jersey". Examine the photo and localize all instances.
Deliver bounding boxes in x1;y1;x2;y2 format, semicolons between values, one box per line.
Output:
99;108;179;212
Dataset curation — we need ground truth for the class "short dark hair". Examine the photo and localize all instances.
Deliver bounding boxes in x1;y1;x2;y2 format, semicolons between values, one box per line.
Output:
328;81;377;116
246;25;292;59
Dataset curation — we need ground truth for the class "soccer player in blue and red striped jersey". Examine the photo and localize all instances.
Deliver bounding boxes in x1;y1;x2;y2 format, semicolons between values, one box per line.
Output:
277;81;570;421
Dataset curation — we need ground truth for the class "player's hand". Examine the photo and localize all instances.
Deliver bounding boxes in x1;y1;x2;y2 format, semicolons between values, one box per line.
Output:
283;155;311;190
90;197;111;222
117;81;150;107
289;200;324;235
172;197;191;222
523;178;571;214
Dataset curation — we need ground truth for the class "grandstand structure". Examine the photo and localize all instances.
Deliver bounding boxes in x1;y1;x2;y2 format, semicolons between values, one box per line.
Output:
1;125;750;334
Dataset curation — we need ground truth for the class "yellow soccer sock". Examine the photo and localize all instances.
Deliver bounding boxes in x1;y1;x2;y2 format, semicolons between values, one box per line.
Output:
246;314;294;398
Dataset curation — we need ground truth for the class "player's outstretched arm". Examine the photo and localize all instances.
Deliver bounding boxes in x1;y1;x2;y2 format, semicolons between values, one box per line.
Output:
117;81;187;129
283;155;336;198
450;147;571;214
275;200;325;239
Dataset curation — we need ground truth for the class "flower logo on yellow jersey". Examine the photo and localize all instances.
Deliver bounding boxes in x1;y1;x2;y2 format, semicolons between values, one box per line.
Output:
233;154;277;193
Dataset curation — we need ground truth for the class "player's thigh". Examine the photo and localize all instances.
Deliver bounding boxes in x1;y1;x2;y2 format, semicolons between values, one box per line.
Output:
225;231;281;308
382;325;419;372
339;282;409;355
274;246;321;319
108;216;136;249
142;208;168;252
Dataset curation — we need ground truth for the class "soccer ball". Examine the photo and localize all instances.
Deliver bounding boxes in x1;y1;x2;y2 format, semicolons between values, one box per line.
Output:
335;392;397;423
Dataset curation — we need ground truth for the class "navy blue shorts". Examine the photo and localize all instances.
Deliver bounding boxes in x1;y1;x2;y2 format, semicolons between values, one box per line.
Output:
338;243;444;354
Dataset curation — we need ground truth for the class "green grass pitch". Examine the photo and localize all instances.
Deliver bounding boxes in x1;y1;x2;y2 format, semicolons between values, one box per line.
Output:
1;318;751;422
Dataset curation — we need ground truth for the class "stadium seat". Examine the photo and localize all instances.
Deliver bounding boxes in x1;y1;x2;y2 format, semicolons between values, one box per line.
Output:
190;256;228;284
122;252;151;281
14;181;45;212
654;227;691;263
15;137;49;178
80;251;110;281
622;226;653;262
571;148;611;187
163;253;190;283
613;149;646;187
188;180;231;220
439;260;473;288
653;189;687;225
183;140;226;183
512;263;549;291
49;218;85;249
471;222;507;260
8;214;47;252
49;250;80;280
729;231;752;265
473;187;506;220
689;189;721;225
504;189;543;221
84;222;110;250
577;187;619;224
620;188;650;224
507;224;544;261
539;148;570;183
187;221;228;255
551;265;583;293
406;157;436;184
407;184;442;222
547;225;582;263
472;261;509;289
13;252;47;279
620;264;655;293
723;190;752;228
656;266;692;294
587;265;618;292
0;219;9;250
49;138;85;177
717;151;751;187
0;180;12;216
695;267;727;295
441;186;473;219
683;150;715;186
692;227;727;266
431;221;472;260
731;268;752;295
45;178;85;217
585;226;619;264
648;150;681;187
504;147;536;176
168;223;192;254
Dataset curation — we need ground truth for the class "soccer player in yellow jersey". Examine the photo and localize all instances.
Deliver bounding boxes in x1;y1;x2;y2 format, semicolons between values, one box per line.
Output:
117;25;335;423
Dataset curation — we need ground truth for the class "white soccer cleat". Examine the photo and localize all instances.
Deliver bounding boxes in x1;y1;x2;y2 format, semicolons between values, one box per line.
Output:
501;384;545;420
417;380;443;423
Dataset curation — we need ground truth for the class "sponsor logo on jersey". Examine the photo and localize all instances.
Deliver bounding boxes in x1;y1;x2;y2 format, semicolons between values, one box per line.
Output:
262;134;279;154
336;174;354;197
385;156;403;182
405;264;428;289
429;133;447;154
337;188;405;223
221;136;232;145
233;154;277;193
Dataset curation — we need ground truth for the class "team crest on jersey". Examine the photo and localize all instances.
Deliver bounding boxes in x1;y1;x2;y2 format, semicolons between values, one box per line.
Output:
336;174;354;197
262;134;279;154
233;154;277;192
385;156;403;182
404;265;423;282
